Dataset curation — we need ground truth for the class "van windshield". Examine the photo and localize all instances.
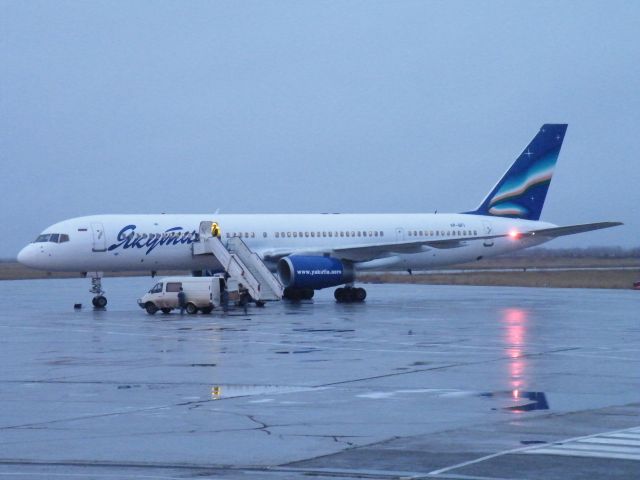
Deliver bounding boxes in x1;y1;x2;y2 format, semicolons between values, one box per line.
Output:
149;283;163;294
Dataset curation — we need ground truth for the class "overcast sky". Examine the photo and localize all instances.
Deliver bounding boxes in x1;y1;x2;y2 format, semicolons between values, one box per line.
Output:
2;0;639;258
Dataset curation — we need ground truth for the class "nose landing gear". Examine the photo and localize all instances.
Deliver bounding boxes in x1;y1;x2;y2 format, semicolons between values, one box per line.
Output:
89;272;107;308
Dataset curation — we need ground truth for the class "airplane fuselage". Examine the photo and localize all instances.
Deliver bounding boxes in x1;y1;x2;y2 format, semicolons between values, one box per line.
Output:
17;213;554;274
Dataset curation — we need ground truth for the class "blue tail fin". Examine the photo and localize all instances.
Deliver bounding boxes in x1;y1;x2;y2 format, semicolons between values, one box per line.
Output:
466;124;567;220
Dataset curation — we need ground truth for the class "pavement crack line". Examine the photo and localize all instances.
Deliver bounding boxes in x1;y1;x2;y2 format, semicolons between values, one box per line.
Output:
316;347;580;387
245;414;272;435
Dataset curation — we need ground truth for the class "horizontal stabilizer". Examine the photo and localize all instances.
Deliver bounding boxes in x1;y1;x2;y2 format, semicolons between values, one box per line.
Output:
524;222;623;238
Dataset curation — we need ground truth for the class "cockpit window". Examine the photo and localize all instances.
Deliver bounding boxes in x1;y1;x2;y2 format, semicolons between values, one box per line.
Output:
34;233;70;243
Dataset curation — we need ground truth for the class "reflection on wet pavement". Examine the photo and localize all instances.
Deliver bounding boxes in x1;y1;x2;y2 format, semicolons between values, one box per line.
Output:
0;279;638;479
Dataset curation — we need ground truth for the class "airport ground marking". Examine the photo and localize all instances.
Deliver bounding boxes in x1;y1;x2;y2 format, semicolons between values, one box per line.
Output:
427;425;640;475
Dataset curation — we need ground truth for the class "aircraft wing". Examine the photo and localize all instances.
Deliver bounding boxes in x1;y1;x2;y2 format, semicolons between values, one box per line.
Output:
261;233;508;263
522;222;623;239
260;222;622;263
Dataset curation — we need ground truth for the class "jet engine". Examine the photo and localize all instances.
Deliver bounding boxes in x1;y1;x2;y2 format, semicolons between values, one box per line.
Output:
277;255;354;290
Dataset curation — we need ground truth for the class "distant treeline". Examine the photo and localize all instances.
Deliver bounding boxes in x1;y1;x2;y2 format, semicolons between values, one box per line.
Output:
503;246;640;259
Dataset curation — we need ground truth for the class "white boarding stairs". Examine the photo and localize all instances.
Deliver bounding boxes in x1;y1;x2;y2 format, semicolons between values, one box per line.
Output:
193;221;283;301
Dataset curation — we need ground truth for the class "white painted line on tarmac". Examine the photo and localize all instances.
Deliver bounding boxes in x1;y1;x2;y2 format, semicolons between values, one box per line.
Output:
523;449;640;462
548;443;640;454
429;425;640;475
580;437;640;447
522;425;640;462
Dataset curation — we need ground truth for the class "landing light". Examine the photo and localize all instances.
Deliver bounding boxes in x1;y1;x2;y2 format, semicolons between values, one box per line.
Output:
509;230;521;239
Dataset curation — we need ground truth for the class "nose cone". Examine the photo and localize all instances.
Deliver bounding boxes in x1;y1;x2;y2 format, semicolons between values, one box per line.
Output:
17;245;36;268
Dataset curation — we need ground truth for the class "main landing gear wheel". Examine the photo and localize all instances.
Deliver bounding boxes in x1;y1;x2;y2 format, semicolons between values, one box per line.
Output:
92;296;108;308
283;287;315;301
334;287;366;303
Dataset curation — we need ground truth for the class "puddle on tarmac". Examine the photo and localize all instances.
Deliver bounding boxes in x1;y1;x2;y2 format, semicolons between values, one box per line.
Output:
292;328;355;333
355;388;549;413
480;390;549;412
210;384;326;400
275;348;318;354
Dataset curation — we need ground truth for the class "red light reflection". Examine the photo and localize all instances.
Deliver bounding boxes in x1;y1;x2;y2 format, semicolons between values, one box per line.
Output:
502;308;529;398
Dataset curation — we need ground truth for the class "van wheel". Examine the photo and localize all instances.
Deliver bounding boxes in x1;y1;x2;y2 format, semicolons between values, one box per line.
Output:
145;303;159;315
161;308;172;314
200;306;213;314
185;303;198;315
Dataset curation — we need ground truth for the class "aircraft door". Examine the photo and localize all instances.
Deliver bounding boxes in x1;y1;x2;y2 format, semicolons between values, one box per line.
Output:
482;221;494;247
395;228;404;241
91;222;107;252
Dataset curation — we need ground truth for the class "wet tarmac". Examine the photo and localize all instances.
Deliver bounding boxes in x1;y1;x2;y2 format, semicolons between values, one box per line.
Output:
0;278;638;479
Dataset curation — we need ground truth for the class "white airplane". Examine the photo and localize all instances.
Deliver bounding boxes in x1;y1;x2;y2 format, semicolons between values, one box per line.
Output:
18;124;621;306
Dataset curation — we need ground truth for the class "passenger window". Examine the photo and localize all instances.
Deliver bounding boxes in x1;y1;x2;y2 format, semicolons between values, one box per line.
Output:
380;231;384;237
166;282;181;293
310;232;315;237
305;232;309;237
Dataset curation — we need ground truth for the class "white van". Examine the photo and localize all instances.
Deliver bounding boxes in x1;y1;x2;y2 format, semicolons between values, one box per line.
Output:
137;275;238;315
